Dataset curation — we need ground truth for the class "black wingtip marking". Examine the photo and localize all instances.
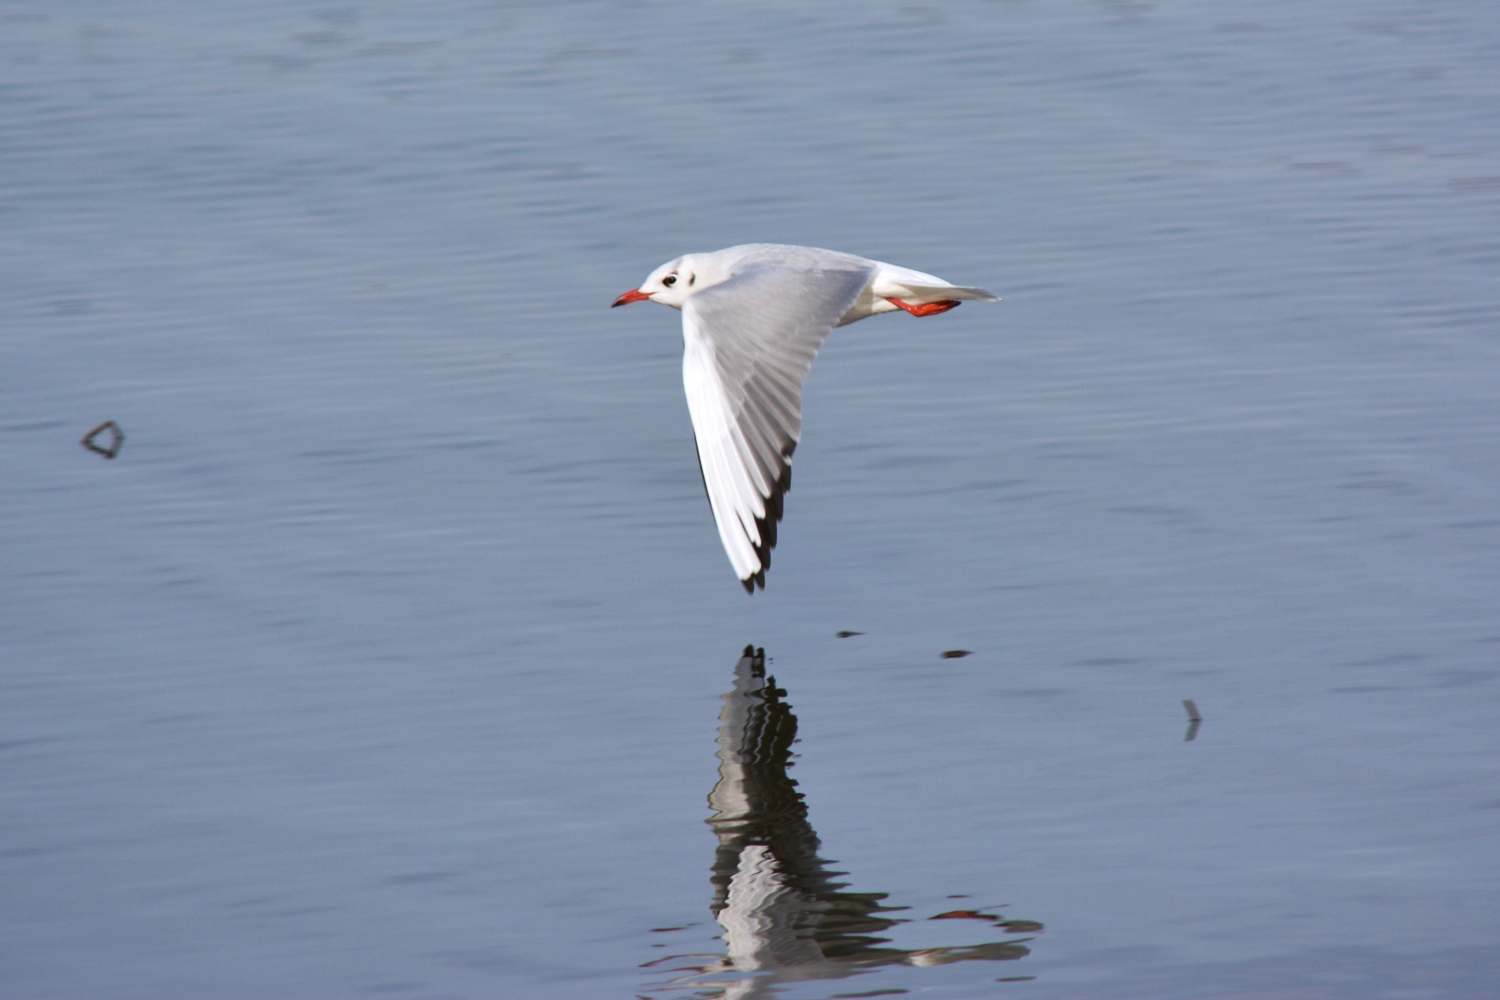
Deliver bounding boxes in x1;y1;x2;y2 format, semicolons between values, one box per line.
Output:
746;462;792;590
698;433;796;594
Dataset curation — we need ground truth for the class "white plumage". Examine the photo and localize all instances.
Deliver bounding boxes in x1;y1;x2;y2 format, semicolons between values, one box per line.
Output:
613;243;997;592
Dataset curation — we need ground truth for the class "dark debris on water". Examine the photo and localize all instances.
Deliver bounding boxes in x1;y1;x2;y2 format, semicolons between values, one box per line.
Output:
80;420;124;459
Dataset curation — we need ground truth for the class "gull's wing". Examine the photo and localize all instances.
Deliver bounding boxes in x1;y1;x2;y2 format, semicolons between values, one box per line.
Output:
682;263;874;591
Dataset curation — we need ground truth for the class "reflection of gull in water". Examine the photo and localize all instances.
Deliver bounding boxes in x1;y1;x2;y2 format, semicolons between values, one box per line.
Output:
646;645;1040;998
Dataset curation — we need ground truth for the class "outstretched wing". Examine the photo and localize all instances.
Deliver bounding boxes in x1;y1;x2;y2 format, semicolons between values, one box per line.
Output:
682;263;874;591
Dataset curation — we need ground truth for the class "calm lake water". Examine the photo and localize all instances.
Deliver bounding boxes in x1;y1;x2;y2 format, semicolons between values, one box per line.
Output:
4;2;1500;997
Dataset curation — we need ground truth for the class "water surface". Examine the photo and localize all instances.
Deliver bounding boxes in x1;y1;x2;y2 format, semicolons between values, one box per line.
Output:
4;2;1500;997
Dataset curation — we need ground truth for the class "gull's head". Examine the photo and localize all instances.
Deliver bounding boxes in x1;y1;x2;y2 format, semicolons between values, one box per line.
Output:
611;254;705;310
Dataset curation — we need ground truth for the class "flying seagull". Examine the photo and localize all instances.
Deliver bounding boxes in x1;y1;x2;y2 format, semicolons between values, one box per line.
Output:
613;243;997;592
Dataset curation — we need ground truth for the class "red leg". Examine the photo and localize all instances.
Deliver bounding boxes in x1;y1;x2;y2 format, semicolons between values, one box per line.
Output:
887;297;961;317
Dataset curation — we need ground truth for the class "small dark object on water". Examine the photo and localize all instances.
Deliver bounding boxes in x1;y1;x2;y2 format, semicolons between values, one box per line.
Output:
931;909;997;921
81;420;124;459
836;630;864;638
940;649;971;659
1183;699;1202;741
649;926;689;933
999;919;1044;933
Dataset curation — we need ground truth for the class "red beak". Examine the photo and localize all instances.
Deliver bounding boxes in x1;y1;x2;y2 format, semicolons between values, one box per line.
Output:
611;288;651;308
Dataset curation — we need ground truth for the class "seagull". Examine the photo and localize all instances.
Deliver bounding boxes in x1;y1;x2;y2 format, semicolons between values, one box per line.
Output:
613;243;998;592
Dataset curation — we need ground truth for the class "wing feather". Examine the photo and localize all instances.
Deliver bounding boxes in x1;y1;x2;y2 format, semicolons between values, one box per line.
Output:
682;342;764;576
681;263;873;590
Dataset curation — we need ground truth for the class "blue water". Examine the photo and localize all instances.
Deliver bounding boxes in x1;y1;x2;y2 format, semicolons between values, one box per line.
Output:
4;2;1500;997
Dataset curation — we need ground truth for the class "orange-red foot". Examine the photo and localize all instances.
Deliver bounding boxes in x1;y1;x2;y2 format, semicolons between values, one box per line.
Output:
887;297;961;317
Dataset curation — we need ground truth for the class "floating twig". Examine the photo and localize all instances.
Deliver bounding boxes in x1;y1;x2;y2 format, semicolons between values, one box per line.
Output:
940;649;972;659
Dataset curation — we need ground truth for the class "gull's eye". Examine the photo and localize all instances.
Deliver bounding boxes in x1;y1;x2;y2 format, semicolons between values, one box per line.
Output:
662;274;677;287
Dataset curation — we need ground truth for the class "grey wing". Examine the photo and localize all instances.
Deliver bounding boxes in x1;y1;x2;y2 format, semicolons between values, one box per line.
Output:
681;264;874;591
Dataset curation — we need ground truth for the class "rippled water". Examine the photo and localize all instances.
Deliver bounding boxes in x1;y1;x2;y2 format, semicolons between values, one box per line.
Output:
4;2;1500;997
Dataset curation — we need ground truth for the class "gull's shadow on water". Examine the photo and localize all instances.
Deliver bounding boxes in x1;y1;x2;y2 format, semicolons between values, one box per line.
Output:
644;646;1040;998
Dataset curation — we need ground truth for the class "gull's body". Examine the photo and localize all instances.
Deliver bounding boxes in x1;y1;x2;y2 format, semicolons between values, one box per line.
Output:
613;243;997;592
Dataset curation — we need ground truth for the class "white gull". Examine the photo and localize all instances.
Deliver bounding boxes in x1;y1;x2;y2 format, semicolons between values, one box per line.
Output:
613;243;997;592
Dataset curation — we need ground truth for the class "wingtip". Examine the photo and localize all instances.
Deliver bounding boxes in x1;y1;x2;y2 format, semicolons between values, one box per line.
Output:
740;570;766;594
